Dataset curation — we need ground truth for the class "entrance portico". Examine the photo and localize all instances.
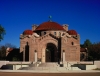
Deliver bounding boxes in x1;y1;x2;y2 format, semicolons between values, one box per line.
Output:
45;43;58;62
41;42;60;63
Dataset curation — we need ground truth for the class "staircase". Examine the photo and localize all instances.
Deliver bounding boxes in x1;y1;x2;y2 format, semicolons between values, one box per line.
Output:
19;62;81;71
38;62;59;67
63;62;81;70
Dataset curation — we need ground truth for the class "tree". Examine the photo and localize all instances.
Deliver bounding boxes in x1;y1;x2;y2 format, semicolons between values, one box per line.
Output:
0;46;6;60
0;43;17;60
83;39;92;48
83;39;92;60
88;42;100;60
81;39;100;61
0;24;6;41
5;43;16;48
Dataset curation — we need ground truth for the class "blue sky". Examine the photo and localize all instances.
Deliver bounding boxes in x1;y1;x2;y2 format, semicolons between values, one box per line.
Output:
0;0;100;48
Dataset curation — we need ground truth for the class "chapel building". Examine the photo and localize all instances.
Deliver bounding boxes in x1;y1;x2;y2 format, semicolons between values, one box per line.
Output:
20;20;80;62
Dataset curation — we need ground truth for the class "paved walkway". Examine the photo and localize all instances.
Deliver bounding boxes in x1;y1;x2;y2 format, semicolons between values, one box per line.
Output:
0;70;100;73
0;71;100;76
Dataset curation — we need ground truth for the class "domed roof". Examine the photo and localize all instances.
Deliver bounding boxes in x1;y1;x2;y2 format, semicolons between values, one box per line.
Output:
23;30;33;35
35;21;65;31
67;30;77;35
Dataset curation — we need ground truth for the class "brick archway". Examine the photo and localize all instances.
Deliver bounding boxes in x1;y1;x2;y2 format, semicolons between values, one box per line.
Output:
45;43;58;62
41;39;58;63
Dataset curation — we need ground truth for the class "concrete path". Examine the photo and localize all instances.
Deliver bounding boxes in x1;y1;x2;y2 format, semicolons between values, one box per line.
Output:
0;71;100;76
0;70;100;73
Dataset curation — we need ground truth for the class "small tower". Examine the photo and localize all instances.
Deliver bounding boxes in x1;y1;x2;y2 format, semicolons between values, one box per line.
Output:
32;24;38;31
62;24;69;31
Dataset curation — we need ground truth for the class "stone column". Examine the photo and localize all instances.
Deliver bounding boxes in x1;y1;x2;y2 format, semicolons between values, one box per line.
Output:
63;50;65;63
23;48;25;61
42;48;45;63
34;50;37;62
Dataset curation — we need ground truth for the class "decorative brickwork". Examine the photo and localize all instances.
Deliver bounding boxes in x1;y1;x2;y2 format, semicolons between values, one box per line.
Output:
20;21;80;62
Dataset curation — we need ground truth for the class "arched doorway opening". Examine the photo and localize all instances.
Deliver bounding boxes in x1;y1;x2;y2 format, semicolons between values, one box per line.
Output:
45;43;58;62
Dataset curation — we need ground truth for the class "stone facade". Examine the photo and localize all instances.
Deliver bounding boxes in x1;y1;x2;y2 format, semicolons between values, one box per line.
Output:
20;21;80;62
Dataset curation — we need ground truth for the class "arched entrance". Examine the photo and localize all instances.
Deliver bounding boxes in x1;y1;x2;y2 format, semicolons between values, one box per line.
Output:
45;43;58;62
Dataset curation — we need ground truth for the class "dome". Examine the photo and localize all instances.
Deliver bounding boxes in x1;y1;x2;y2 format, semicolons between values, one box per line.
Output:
67;30;77;35
35;21;65;31
23;30;33;35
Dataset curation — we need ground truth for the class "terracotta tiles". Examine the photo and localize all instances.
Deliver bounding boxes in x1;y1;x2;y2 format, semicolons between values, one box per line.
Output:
67;30;77;35
23;30;33;35
35;22;65;31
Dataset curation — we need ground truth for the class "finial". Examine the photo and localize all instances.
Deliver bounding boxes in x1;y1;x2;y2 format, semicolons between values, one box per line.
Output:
49;15;52;22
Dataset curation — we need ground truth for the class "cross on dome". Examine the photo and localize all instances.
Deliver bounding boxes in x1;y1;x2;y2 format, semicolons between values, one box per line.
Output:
49;15;52;22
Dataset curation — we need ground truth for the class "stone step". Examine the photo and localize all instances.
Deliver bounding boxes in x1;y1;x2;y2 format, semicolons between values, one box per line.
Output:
72;67;81;70
66;67;81;70
19;66;81;71
63;64;71;67
38;63;59;67
29;64;37;67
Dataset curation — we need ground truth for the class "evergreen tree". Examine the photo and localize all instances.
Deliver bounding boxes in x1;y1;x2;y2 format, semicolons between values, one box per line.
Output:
0;24;6;41
83;39;92;48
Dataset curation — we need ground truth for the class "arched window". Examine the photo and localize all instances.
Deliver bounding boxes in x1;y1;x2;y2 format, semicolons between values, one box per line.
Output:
71;42;74;45
44;32;46;35
54;32;56;35
59;32;61;36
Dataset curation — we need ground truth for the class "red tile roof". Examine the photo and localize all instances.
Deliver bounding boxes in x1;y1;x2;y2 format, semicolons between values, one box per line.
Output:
35;21;65;31
80;48;87;52
67;30;77;35
23;30;33;35
8;48;13;52
6;48;13;52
